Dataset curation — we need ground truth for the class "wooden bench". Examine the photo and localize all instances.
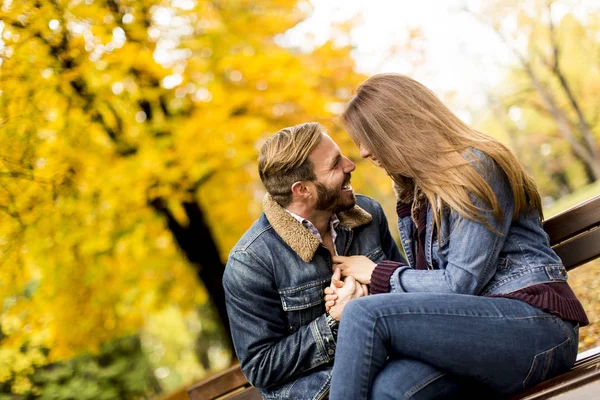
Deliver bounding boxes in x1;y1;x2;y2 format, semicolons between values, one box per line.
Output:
187;363;260;400
188;195;600;400
510;194;600;399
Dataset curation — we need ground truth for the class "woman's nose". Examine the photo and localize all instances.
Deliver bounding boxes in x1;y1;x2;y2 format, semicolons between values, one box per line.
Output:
359;144;371;159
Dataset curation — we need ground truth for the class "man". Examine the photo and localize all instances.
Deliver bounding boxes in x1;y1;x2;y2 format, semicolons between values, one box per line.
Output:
223;122;403;400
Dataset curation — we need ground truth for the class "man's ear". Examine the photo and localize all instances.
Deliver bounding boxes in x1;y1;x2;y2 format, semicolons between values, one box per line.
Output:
291;181;310;199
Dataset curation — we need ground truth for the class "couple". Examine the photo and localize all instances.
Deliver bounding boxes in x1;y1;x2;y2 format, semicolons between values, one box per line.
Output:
223;74;588;400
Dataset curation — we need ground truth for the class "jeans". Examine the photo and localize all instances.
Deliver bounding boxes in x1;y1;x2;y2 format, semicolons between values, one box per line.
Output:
329;293;579;400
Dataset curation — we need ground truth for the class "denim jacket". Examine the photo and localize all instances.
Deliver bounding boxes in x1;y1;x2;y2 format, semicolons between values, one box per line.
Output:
223;194;403;400
389;149;568;295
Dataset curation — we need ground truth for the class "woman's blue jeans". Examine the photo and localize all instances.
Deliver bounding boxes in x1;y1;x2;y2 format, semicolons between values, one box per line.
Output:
329;293;579;400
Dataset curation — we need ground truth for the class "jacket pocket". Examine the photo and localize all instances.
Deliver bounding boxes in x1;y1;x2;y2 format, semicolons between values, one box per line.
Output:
496;257;510;271
279;279;328;331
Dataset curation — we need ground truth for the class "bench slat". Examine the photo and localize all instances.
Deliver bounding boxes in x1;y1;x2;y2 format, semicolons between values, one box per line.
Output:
553;227;600;270
543;195;600;246
187;364;250;400
225;387;262;400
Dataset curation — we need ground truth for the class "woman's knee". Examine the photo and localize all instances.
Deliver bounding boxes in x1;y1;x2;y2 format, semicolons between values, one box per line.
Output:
342;296;373;320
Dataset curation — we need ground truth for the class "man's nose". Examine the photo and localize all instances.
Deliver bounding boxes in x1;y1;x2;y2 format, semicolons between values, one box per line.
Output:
343;156;355;173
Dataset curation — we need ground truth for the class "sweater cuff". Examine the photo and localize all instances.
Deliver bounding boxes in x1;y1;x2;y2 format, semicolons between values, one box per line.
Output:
396;201;412;218
370;260;404;294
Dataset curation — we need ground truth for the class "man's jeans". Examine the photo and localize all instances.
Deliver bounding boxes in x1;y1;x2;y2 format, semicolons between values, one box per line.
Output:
329;293;579;400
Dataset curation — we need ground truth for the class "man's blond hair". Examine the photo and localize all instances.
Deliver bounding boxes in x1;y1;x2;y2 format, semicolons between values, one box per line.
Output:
258;122;323;206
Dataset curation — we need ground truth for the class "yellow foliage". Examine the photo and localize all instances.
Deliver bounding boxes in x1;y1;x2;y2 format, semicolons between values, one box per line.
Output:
0;0;370;394
12;375;33;394
568;260;600;352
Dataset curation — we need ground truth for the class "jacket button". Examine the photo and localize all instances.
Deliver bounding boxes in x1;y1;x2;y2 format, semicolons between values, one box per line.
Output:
328;349;334;356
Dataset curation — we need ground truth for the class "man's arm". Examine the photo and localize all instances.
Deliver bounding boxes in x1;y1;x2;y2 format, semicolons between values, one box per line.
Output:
223;250;337;389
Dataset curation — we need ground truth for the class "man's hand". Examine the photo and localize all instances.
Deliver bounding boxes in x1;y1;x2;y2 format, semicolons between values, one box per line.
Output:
324;286;336;312
326;269;369;321
332;255;376;285
324;280;369;312
325;267;343;312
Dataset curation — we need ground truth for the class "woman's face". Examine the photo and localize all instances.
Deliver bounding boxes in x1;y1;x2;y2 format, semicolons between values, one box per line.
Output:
359;143;383;168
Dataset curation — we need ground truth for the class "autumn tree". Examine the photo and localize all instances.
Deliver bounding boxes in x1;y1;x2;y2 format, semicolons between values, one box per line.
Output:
0;0;366;395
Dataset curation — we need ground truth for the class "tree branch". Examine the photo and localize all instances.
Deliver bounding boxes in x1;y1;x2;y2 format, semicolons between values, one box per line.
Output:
544;0;598;161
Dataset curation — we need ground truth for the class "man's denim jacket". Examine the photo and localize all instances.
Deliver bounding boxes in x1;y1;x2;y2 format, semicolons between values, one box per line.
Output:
389;149;568;295
223;194;403;400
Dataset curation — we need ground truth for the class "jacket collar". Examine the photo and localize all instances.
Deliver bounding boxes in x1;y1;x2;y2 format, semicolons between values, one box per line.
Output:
262;194;372;262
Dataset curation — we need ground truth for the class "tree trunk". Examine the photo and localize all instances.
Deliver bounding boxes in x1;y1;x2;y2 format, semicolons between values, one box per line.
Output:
484;12;600;183
546;8;599;163
150;197;234;359
522;62;600;181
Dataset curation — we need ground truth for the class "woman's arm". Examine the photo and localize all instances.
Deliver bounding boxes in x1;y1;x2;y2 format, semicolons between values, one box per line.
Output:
390;158;515;295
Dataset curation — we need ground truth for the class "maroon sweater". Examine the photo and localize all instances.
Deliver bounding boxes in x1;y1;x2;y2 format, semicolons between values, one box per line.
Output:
370;200;589;326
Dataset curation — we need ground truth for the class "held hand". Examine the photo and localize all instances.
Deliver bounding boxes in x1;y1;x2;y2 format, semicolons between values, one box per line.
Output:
324;286;337;312
327;275;357;321
331;267;344;289
324;268;344;312
332;255;376;285
325;281;365;311
353;282;369;299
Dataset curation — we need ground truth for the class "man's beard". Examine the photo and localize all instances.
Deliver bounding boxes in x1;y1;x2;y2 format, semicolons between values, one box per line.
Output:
314;178;356;214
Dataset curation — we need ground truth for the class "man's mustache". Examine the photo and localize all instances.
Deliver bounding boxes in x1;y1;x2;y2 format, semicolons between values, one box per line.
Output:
342;174;351;186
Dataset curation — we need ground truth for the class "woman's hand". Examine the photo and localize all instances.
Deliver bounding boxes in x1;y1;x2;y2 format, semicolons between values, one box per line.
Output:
332;255;376;285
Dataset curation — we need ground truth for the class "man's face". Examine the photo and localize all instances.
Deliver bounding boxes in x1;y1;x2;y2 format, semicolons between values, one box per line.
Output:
308;134;356;213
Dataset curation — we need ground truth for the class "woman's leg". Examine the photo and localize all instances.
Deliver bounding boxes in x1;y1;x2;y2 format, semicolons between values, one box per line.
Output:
371;358;495;400
373;358;452;400
329;293;578;400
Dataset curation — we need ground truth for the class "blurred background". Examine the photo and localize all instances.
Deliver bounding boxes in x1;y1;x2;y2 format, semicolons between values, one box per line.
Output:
0;0;599;398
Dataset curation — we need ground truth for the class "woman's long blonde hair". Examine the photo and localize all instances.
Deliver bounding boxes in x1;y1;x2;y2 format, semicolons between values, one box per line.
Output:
342;73;542;232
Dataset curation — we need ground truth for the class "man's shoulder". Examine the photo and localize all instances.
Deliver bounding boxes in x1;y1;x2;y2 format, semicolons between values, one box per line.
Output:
224;215;275;283
354;194;383;213
230;213;273;253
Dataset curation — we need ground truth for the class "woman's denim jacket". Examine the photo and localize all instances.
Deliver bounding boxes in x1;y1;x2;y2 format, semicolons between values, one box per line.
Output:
389;150;568;295
223;194;403;400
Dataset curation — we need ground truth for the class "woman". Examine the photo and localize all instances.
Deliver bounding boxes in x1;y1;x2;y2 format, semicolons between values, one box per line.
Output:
325;74;588;399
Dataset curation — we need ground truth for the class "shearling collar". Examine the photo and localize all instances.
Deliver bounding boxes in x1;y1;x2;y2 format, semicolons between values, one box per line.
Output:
262;194;373;262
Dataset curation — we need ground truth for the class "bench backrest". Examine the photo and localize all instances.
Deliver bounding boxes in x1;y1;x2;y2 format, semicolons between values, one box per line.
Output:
510;194;600;397
188;194;600;400
543;195;600;270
